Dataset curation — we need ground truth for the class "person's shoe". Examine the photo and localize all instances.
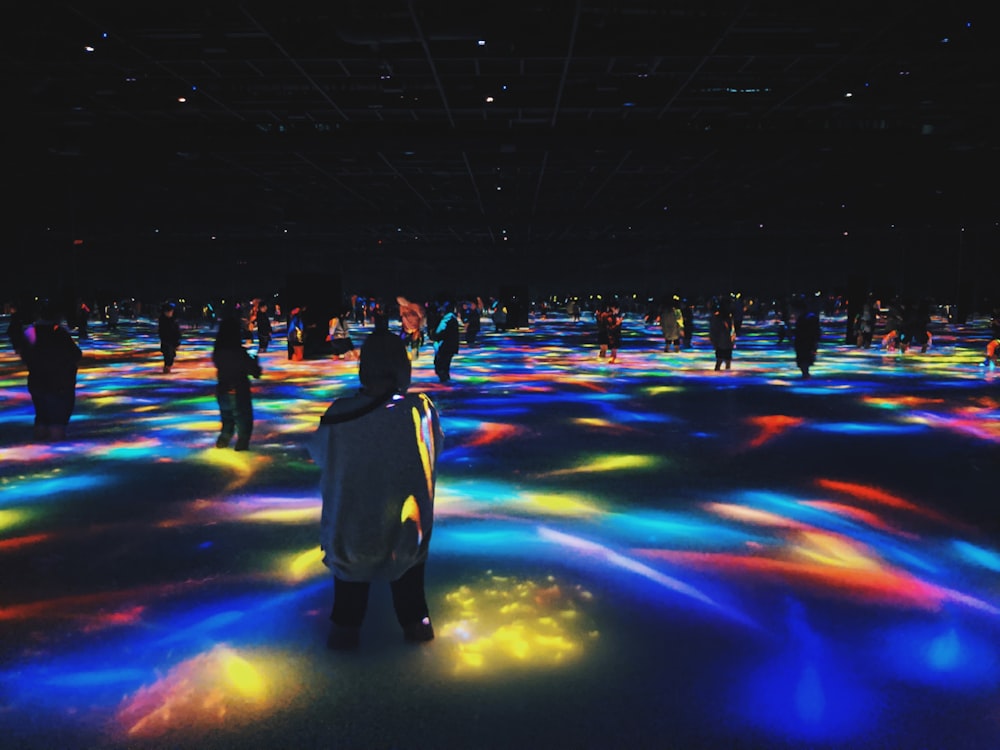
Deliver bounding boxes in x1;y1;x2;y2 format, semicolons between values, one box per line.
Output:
403;617;435;643
327;625;361;651
216;434;232;448
48;425;66;441
234;439;250;451
163;365;171;373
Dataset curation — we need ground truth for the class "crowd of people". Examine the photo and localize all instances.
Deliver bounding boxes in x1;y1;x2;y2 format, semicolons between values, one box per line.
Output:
3;289;998;654
5;292;999;449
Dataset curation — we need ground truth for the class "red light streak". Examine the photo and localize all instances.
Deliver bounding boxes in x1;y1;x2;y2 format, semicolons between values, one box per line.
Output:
746;415;805;448
0;533;51;551
816;479;968;529
464;423;524;447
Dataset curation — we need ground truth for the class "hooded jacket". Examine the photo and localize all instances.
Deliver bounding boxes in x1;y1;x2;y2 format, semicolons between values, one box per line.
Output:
309;328;444;582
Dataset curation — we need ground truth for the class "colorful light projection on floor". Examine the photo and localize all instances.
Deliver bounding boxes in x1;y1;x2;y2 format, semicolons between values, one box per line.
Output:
115;644;303;740
1;312;998;748
437;573;598;675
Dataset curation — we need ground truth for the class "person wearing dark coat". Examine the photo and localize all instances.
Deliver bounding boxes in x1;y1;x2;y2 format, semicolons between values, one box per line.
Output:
256;302;273;353
157;303;182;373
430;301;460;384
794;309;822;378
212;317;262;451
708;299;735;371
21;303;82;441
463;300;482;347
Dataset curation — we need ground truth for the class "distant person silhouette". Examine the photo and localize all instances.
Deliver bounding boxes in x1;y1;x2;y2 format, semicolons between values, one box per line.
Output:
157;302;181;373
21;301;82;441
212;317;262;451
794;308;821;377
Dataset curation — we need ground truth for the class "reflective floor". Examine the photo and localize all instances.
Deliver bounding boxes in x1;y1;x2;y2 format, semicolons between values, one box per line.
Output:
1;311;998;749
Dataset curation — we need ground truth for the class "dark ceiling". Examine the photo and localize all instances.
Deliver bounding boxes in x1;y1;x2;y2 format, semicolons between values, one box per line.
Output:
7;1;999;299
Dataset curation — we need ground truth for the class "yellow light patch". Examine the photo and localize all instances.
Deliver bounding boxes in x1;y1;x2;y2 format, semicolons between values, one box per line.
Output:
0;508;29;533
519;492;602;516
400;495;423;544
223;650;266;699
795;530;881;571
117;645;303;739
246;507;319;524
645;385;683;395
438;575;597;676
279;547;326;582
538;453;661;477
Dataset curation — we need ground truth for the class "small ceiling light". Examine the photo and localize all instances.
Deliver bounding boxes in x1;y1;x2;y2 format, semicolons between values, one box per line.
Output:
84;45;95;52
485;96;494;103
844;92;853;97
477;40;486;46
177;96;187;103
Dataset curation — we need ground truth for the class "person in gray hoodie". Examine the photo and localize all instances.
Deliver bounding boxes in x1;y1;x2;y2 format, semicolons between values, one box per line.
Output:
310;325;444;650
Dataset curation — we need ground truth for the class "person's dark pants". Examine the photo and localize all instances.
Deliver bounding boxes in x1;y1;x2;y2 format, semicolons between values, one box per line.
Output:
331;339;354;356
258;334;271;353
216;385;253;446
162;346;177;367
434;346;457;382
30;387;76;426
331;563;429;629
714;347;733;370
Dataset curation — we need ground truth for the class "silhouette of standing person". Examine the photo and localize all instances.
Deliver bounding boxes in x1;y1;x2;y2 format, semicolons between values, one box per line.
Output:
21;301;82;442
212;317;262;451
606;302;623;363
794;308;821;378
287;306;305;361
310;327;444;650
256;302;272;353
157;302;181;373
76;302;90;342
709;298;735;371
431;301;460;384
659;296;684;353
